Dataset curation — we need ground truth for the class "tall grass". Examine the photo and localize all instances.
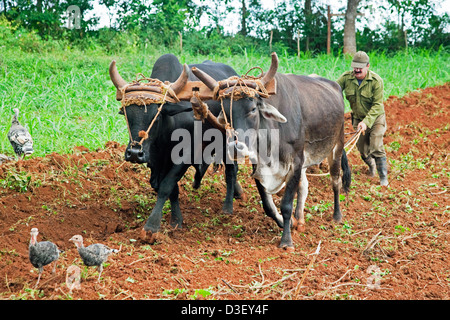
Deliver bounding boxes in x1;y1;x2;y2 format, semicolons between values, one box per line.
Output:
0;44;448;157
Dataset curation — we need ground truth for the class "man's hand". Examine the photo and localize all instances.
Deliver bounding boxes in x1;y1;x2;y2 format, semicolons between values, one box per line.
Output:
357;121;367;135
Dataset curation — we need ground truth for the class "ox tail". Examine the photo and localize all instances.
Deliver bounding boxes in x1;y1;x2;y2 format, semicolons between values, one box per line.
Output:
341;149;351;194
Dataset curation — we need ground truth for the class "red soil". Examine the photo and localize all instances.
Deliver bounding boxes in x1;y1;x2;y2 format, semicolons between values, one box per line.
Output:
0;83;448;300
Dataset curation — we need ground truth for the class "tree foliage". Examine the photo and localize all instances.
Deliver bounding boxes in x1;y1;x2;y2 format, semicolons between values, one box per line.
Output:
0;0;448;55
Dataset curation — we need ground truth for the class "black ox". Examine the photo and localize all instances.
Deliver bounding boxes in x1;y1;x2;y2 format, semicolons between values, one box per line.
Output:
193;52;351;250
109;54;243;240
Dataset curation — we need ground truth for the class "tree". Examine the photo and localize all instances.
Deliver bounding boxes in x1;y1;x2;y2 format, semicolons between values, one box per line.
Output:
421;12;449;48
116;0;194;46
343;0;361;54
1;0;97;39
304;0;312;52
197;0;232;34
236;0;263;37
385;0;446;48
303;2;329;54
152;0;194;42
99;0;117;28
239;0;247;36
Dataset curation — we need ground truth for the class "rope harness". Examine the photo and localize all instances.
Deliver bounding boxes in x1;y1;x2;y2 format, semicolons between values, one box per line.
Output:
211;67;271;144
119;75;176;149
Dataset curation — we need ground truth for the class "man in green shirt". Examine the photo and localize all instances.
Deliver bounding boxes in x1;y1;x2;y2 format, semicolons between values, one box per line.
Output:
337;51;388;186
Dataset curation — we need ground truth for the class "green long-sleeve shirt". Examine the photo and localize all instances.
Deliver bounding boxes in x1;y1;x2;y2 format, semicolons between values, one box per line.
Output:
336;70;385;128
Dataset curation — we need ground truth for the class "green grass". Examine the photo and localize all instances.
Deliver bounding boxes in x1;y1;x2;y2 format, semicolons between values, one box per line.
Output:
0;44;448;157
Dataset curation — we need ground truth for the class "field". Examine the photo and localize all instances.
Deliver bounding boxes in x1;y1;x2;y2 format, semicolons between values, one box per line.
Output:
0;48;449;301
0;47;448;156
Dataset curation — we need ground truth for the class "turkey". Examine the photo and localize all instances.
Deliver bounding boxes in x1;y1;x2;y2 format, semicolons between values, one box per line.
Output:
29;228;60;288
8;108;34;158
69;235;121;281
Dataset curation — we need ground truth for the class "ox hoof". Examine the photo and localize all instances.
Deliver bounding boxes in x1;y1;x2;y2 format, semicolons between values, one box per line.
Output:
296;223;306;233
333;215;343;224
291;217;306;232
221;207;233;215
235;192;246;201
278;240;295;252
170;221;183;229
140;228;157;244
280;245;295;253
291;216;298;227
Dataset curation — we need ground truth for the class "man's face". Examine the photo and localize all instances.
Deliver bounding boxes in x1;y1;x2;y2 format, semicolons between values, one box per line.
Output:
353;63;369;80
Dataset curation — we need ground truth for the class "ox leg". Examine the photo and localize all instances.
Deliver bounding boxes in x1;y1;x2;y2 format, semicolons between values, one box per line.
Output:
169;184;183;229
234;180;244;199
255;179;284;228
233;163;244;199
142;164;190;238
222;163;237;214
293;168;308;232
328;152;343;223
279;167;301;250
193;163;209;189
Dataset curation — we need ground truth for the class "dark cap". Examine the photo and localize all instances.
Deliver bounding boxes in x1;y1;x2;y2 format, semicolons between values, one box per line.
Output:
351;51;369;68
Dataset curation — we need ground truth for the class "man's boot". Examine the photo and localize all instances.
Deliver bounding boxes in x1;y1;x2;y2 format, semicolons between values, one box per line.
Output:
375;156;388;186
361;156;376;177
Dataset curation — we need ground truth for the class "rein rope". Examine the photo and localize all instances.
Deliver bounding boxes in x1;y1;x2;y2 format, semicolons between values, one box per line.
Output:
306;129;362;177
120;75;174;148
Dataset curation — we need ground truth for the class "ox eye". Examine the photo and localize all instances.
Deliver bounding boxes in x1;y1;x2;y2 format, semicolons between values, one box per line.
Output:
248;106;257;115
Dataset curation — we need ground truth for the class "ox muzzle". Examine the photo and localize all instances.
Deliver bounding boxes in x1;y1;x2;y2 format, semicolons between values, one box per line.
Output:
125;144;147;163
226;140;256;163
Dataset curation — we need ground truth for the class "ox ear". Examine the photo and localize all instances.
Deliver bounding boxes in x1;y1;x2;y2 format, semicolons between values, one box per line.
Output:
258;101;287;123
161;102;192;116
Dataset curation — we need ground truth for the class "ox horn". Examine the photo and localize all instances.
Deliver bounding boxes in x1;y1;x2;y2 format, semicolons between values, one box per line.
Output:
191;67;218;91
109;60;128;90
170;63;189;95
261;52;279;87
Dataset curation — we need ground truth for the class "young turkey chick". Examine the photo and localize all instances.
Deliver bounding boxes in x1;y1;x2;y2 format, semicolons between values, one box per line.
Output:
69;235;120;281
29;228;60;288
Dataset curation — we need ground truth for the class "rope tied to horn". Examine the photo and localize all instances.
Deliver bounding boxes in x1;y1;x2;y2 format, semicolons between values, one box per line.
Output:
119;73;176;148
213;66;271;143
213;67;270;101
119;75;179;109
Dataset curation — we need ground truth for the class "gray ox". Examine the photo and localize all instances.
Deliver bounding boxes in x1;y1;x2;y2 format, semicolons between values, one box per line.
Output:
192;52;351;250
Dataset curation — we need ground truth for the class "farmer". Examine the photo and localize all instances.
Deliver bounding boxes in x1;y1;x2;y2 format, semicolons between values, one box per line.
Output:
337;51;388;186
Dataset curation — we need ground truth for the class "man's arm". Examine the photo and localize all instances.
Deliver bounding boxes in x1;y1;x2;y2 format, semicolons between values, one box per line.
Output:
336;74;346;90
362;78;384;129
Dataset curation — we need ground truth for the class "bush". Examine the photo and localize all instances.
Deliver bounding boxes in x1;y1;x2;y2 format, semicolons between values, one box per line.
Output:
16;28;46;53
183;30;227;56
0;16;16;45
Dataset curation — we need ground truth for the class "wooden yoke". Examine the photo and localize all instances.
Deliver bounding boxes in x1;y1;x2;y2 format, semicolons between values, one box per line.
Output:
118;81;220;107
190;91;226;133
190;52;279;102
118;77;276;107
177;81;218;101
190;68;277;101
110;61;191;106
110;54;278;113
